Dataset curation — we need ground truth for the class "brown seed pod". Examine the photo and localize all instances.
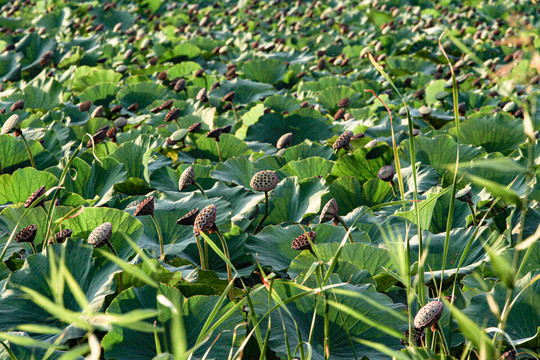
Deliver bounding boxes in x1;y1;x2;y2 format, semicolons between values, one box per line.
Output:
110;104;123;113
10;100;24;112
333;131;353;150
134;196;154;216
1;114;19;135
193;204;217;235
222;91;236;102
87;222;112;248
107;126;118;139
414;301;443;331
91;105;104;118
40;50;54;66
334;108;345;120
206;127;222;139
377;165;395;183
276;133;293;149
164;108;180;122
157;70;168;81
178;166;195;190
159;99;174;111
54;229;72;244
337;97;350;108
176;208;200;225
15;224;37;243
210;81;220;91
500;350;516;360
320;198;339;223
194;68;205;78
291;231;316;250
87;126;109;147
24;186;46;208
196;88;208;102
250;170;279;192
79;100;92;112
187;122;202;133
174;78;186;92
127;103;139;112
400;327;425;346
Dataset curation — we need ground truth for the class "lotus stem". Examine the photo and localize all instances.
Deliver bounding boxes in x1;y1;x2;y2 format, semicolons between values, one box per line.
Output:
215;140;223;162
254;192;269;235
232;104;239;123
19;132;36;169
174;119;181;130
467;202;477;226
215;227;234;301
105;240;122;292
150;214;165;261
195;235;207;270
30;242;37;254
203;76;208;91
193;181;207;198
336;215;354;243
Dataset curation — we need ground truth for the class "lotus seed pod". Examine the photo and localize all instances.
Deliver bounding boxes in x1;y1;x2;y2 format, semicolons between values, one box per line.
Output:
177;208;200;225
334;108;345;120
377;165;395;182
174;78;186;92
170;129;188;142
193;204;217;235
500;349;516;360
276;133;293;149
206;127;222;139
79;100;92;112
319;198;339;223
54;229;72;244
107;126;118;139
159;99;174;111
364;139;377;148
196;88;208;102
40;50;54;66
337;97;350;108
222;91;235;102
333;131;353;150
291;231;316;250
400;327;425;346
210;81;221;92
10;100;24;112
134;196;154;216
15;224;37;243
157;70;168;81
116;65;127;73
456;186;472;203
414;301;443;330
250;170;279;192
111;104;123;113
194;68;205;78
114;117;128;128
419;105;432;116
217;124;232;134
178;166;195;190
1;114;19;134
187;121;202;133
127;103;139;112
24;186;46;208
164;108;180;122
87;125;109;147
435;91;448;101
87;222;112;248
91;105;104;118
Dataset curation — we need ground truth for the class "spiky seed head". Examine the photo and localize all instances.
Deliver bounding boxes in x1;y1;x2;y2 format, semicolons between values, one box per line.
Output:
333;131;352;150
377;165;395;182
54;229;72;244
79;100;92;112
174;78;186;92
196;88;208;102
250;170;278;192
222;91;235;102
91;105;104;118
24;186;46;208
334;108;345;120
193;204;217;235
1;114;19;134
164;108;180;122
178;166;195;190
10;100;24;112
337;97;350;108
159;99;174;111
500;350;516;360
400;327;425;346
114;117;128;128
276;133;293;149
177;208;200;225
291;231;316;250
187;122;202;133
127;103;139;112
87;222;112;248
134;196;154;216
320;198;339;223
414;301;443;330
15;224;37;243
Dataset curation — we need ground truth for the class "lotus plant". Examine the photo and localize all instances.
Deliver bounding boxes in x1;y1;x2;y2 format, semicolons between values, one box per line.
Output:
377;165;397;196
319;198;353;243
291;231;316;252
414;301;443;332
134;196;165;260
221;91;239;123
1;114;36;168
456;186;477;226
15;224;38;254
178;166;207;197
333;131;353;153
24;186;46;209
206;125;232;162
87;222;117;256
251;170;279;234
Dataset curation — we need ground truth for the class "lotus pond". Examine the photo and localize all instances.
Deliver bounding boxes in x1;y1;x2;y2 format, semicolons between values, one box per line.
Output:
0;0;539;359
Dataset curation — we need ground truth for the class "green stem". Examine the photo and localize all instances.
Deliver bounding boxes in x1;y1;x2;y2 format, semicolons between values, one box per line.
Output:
174;119;181;130
195;235;206;270
150;214;165;261
254;192;269;235
106;241;122;293
193;181;207;198
467;202;477;226
215;227;234;301
30;242;37;254
215;140;223;162
19;132;36;169
336;215;354;244
232;104;239;123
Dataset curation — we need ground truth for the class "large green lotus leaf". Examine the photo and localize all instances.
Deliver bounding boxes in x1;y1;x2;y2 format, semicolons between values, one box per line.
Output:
410;226;492;282
61;207;143;259
78;83;118;106
264;94;301;113
117;82;170;109
245;108;333;145
456;112;525;154
424;79;447;104
400;164;439;197
462;270;540;347
331;143;393;183
15;33;57;71
385;56;436;76
280;141;336;161
22;77;62;111
321;177;364;216
288;242;396;279
250;280;406;360
246;223;360;271
192;133;250;162
0;134;51;173
205;182;264;230
277;157;334;181
167;61;201;78
0;167;58;205
0;240;117;342
429;187;470;233
263;176;328;227
316;86;362;112
290;256;375;286
0;53;22;81
209;78;278;106
240;58;287;84
0;331;83;360
297;76;345;93
89;7;135;31
72;69;122;93
109;134;163;182
102;284;243;360
126;195;232;259
210;155;257;188
400;134;485;184
160;43;201;62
